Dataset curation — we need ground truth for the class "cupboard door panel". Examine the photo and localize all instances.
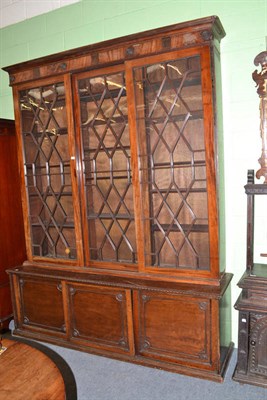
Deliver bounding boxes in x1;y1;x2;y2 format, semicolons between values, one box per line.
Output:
20;278;65;334
249;314;267;376
68;283;134;354
134;290;211;365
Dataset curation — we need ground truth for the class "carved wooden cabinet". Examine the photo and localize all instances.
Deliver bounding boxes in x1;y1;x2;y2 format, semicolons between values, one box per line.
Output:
4;16;233;381
233;52;267;388
0;119;26;331
233;171;267;387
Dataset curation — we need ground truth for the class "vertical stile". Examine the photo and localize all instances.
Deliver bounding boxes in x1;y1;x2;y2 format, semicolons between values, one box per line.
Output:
12;86;33;262
200;47;219;279
71;75;91;265
64;74;85;266
125;65;146;271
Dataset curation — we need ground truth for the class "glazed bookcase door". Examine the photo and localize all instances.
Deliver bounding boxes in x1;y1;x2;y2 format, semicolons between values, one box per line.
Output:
15;77;81;263
128;47;218;275
74;47;218;276
74;66;138;267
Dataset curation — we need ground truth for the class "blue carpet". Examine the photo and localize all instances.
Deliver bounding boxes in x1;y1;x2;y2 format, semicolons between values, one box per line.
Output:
43;343;267;400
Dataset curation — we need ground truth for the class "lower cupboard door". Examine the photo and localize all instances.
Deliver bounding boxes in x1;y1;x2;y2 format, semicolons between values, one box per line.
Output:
134;290;212;367
19;278;66;335
68;283;134;354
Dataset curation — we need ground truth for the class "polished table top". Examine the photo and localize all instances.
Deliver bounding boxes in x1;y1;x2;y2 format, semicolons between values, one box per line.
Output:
0;336;77;400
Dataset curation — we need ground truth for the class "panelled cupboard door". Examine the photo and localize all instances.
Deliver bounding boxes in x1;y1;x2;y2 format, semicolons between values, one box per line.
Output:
13;76;83;265
133;290;212;368
248;313;267;377
18;278;66;336
67;283;135;354
73;46;219;278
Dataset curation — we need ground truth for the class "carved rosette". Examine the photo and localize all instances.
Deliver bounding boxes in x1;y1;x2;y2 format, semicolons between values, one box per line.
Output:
253;51;267;182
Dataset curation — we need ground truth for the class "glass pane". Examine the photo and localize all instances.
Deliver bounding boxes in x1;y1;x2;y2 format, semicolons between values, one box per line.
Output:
134;55;210;270
254;195;267;266
78;71;137;263
20;83;76;259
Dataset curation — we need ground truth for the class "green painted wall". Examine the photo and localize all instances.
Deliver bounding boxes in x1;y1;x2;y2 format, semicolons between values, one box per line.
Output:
1;0;267;344
1;1;266;118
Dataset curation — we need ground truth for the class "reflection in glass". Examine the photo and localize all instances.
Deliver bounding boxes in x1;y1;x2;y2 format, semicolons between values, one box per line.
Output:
78;72;137;263
20;83;76;259
134;56;210;270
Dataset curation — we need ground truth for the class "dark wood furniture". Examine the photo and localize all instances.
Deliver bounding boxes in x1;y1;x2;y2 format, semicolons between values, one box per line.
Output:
233;171;267;387
0;119;26;331
233;51;267;388
3;16;233;382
